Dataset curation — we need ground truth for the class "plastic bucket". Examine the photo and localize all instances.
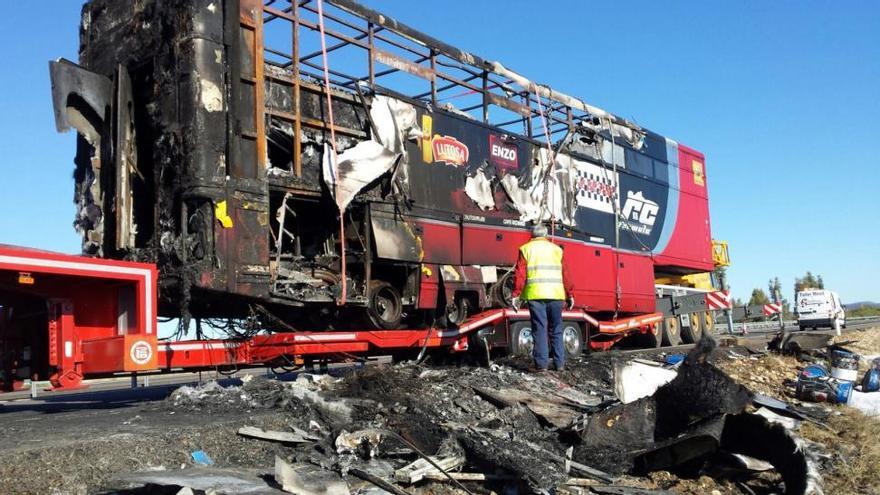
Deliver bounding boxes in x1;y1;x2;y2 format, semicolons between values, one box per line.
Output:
831;350;859;382
800;364;829;378
835;380;854;404
862;369;880;392
796;375;853;404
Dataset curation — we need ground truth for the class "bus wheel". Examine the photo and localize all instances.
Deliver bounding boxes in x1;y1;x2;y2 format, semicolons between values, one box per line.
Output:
662;316;682;346
366;281;403;329
682;313;703;343
446;297;471;326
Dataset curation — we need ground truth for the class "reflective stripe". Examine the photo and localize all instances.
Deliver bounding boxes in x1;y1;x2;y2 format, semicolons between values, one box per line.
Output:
528;264;562;270
525;277;563;283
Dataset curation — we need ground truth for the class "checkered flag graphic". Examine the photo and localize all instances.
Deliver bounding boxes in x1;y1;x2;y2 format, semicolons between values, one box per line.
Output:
574;167;616;214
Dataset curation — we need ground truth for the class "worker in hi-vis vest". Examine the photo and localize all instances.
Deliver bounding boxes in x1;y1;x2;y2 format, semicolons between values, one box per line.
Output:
511;224;575;371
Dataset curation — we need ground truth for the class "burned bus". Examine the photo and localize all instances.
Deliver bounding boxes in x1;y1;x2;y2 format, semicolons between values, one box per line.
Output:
50;0;713;331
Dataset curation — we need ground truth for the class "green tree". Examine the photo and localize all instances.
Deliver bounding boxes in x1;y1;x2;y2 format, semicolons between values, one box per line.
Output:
749;288;770;306
794;271;823;293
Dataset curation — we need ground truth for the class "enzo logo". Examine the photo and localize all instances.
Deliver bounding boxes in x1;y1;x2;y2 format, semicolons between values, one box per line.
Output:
488;134;517;171
491;144;516;161
431;135;469;166
620;191;659;235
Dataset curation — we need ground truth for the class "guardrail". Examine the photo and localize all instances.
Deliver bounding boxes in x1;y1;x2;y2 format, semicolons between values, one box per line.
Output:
722;316;880;334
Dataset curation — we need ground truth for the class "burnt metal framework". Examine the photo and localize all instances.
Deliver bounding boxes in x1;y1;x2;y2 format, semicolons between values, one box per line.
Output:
242;0;648;328
253;0;641;179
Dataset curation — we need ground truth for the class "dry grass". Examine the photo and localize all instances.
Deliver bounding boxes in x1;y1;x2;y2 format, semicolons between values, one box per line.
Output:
801;408;880;495
716;353;801;400
717;326;880;495
834;326;880;358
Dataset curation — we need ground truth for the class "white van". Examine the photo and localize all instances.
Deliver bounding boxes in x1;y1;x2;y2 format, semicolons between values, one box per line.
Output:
796;289;846;333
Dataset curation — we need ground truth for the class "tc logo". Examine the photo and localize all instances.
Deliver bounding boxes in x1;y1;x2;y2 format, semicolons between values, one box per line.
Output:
621;191;659;227
129;340;154;366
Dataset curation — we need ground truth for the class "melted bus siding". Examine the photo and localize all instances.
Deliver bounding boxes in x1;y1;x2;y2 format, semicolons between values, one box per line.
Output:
50;0;713;331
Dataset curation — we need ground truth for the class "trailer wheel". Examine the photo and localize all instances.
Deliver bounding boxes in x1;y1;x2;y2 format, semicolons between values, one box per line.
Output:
561;321;585;357
682;313;703;343
637;322;663;348
366;281;403;329
509;321;534;357
662;317;682;346
509;321;584;358
703;311;715;334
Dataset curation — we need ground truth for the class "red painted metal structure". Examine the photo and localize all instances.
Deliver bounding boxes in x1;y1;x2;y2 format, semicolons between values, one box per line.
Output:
0;244;157;390
0;244;661;392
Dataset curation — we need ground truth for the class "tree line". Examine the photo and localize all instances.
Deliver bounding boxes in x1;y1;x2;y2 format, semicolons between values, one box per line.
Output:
741;271;827;317
747;271;825;304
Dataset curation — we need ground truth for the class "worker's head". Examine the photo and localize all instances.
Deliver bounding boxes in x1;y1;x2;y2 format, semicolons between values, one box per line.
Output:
531;223;548;238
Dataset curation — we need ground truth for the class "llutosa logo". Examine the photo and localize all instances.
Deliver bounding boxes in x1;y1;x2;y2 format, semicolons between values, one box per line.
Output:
431;135;469;166
620;191;659;235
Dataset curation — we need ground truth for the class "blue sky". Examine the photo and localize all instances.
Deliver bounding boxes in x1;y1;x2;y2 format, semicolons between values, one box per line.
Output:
0;1;877;305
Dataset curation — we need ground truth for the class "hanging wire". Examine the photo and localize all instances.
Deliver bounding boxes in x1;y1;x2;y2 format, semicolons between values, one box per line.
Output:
316;0;347;307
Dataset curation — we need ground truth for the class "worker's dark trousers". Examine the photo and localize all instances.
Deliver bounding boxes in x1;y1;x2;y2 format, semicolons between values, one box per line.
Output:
528;299;564;369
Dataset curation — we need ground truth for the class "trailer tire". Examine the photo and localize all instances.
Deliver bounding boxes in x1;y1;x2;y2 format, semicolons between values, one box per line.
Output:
509;321;534;357
703;311;715;334
662;317;682;346
366;281;403;329
561;321;585;357
637;322;663;348
682;313;703;343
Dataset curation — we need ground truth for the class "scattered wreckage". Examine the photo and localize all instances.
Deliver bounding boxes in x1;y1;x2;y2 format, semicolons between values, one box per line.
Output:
106;337;828;495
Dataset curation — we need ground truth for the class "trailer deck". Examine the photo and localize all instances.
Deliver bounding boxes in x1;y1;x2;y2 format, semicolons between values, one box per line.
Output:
0;244;662;392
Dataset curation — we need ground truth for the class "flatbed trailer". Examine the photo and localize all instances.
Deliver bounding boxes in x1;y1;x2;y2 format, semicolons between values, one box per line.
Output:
0;244;666;392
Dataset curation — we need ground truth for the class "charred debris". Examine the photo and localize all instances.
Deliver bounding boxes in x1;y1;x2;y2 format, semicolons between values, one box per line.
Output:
50;0;687;334
105;337;824;495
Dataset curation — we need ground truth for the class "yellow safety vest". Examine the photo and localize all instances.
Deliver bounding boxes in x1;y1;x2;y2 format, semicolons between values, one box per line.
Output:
520;238;566;301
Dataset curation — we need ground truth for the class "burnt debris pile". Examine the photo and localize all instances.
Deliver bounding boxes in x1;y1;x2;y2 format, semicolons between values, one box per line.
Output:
102;337;826;495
